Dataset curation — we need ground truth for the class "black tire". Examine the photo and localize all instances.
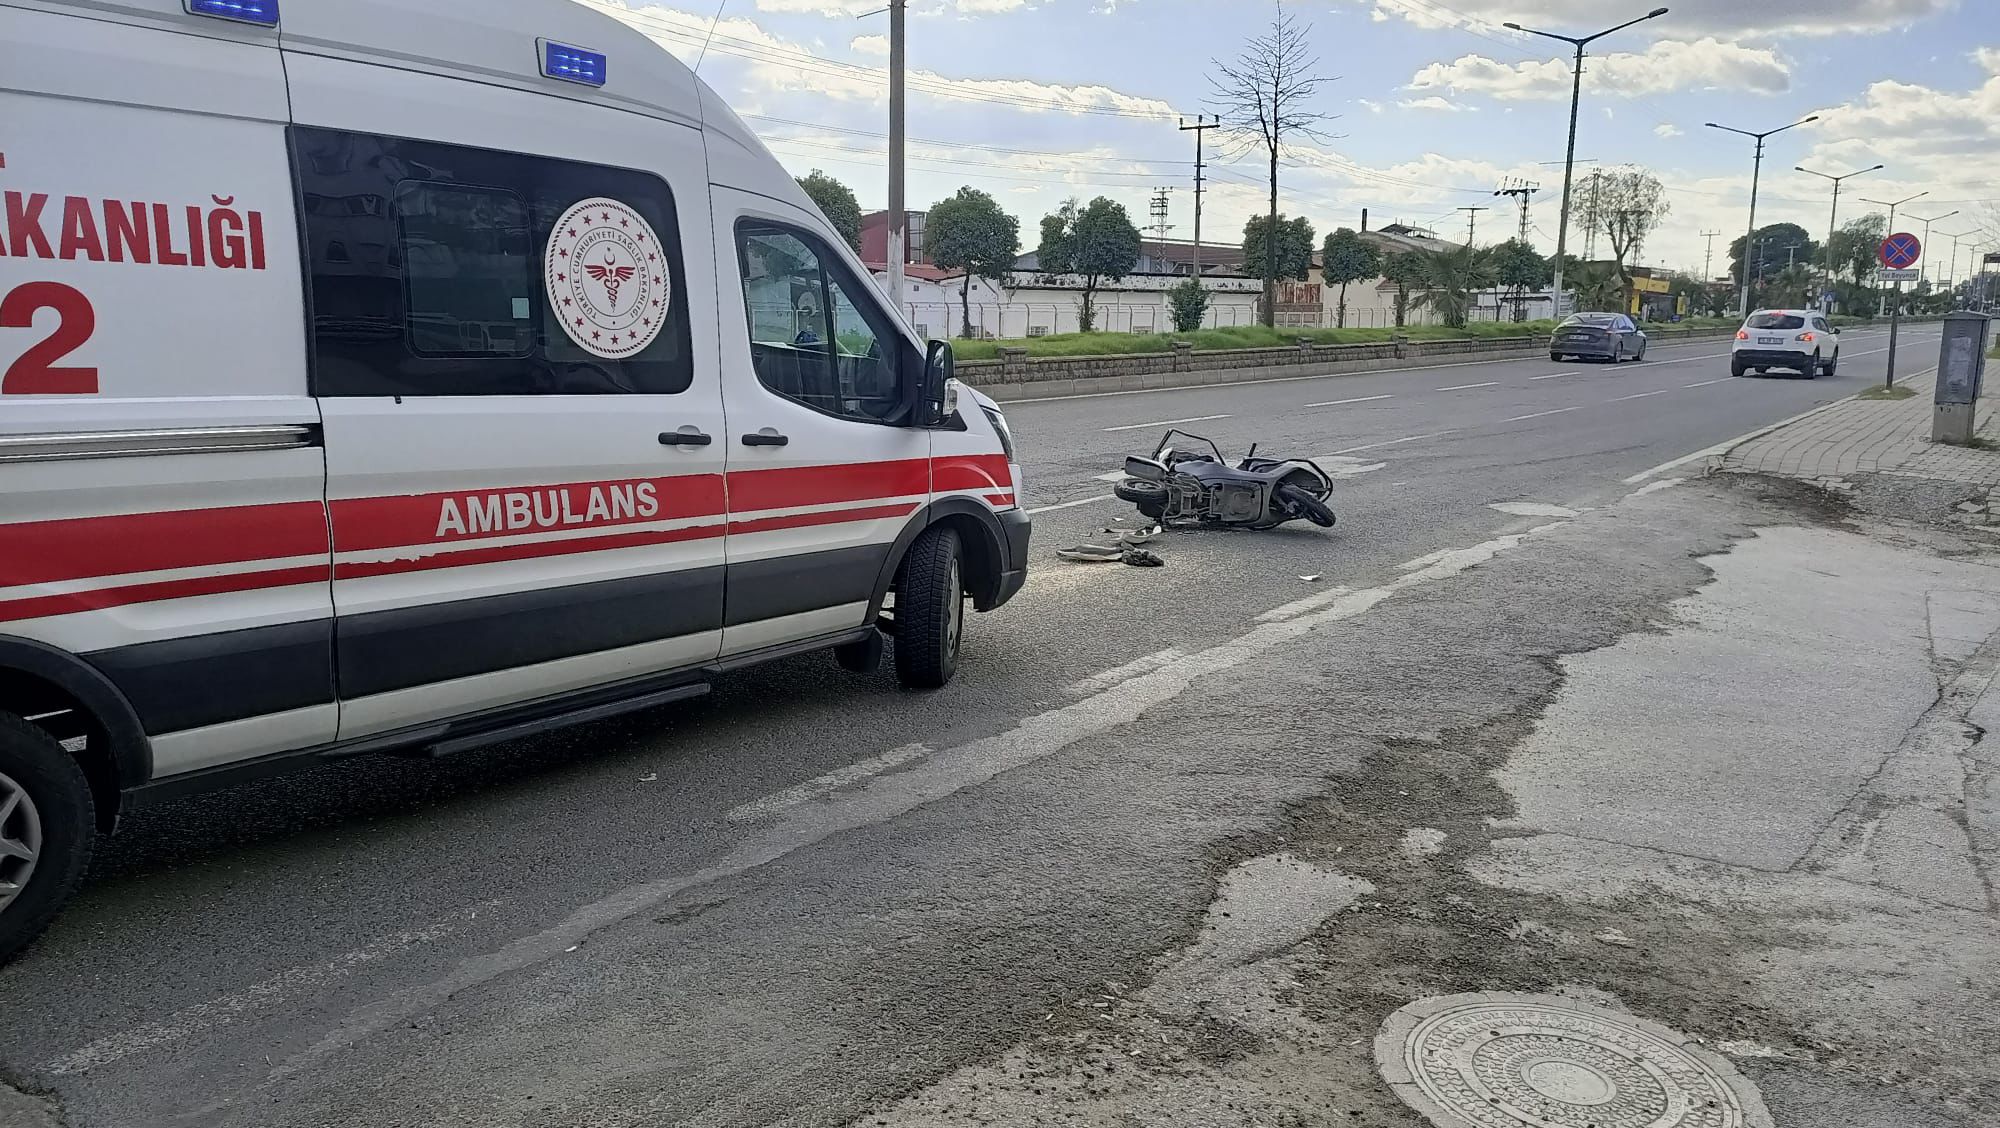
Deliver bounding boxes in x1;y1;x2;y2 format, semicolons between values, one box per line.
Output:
0;712;94;965
1275;484;1337;528
1609;342;1623;364
893;526;964;690
1730;357;1748;378
1822;350;1838;377
1550;352;1563;362
1113;478;1168;520
1804;352;1820;379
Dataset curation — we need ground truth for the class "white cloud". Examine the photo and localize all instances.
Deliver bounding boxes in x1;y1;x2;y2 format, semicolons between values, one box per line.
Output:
1354;0;1957;39
752;0;880;14
851;33;888;56
1357;98;1385;113
1655;123;1684;137
1408;38;1790;100
1976;46;2000;75
586;1;1175;119
1397;96;1474;112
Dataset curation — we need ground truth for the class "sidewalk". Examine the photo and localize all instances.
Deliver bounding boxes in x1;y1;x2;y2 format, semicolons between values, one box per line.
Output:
1720;367;2000;493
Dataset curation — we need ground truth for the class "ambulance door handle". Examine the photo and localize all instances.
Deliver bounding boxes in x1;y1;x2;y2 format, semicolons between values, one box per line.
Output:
658;428;713;447
741;431;790;447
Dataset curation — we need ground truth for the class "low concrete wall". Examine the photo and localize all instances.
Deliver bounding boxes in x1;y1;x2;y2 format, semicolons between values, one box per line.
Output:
962;326;1741;402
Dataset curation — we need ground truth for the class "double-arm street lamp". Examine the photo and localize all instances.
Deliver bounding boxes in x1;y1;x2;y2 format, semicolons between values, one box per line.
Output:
1859;191;1927;314
1796;163;1883;309
1504;7;1669;316
1906;209;1959;286
1704;116;1817;316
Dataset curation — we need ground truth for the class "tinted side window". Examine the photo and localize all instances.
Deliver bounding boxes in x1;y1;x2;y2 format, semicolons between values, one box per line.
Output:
737;222;902;423
294;127;694;396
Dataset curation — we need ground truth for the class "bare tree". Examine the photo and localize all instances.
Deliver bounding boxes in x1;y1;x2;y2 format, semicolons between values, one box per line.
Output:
1211;3;1336;327
1585;165;1670;289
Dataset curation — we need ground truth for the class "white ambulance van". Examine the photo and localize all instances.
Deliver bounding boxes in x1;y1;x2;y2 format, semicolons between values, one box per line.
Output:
0;0;1029;959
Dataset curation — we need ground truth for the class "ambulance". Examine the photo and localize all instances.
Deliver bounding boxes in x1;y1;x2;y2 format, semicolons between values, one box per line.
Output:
0;0;1029;959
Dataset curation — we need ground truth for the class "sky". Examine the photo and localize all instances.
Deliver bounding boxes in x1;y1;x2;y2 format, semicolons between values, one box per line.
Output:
580;0;2000;283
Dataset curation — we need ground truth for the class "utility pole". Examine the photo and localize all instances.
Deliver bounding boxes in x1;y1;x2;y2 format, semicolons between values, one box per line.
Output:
1495;179;1540;244
1178;115;1217;277
1699;229;1721;283
1705;115;1818;316
883;0;907;320
1458;205;1490;246
1797;162;1883;312
1504;7;1671;321
1580;169;1603;260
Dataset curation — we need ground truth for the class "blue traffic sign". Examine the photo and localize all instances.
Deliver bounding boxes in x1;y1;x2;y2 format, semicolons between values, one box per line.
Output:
1879;232;1921;270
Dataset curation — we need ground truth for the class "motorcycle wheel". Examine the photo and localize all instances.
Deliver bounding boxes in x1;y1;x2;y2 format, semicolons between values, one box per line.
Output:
1113;478;1169;520
1275;484;1337;528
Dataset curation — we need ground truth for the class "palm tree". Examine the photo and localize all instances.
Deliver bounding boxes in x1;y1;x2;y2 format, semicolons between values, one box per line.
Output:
1567;262;1626;313
1411;243;1498;329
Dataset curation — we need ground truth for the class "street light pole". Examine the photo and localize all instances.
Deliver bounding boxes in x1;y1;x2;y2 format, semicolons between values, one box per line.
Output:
1705;115;1817;316
885;0;907;321
1796;163;1884;313
1504;6;1670;318
1906;208;1958;288
1939;228;1973;302
1860;191;1926;315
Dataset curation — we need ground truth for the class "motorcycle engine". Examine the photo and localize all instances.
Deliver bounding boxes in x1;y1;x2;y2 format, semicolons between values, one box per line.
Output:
1211;482;1264;522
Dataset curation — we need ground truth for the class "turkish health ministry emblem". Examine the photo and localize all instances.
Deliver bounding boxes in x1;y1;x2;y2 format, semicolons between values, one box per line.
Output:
545;196;670;359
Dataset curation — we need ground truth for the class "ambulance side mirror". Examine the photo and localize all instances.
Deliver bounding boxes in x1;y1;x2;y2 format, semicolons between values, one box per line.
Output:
918;339;958;427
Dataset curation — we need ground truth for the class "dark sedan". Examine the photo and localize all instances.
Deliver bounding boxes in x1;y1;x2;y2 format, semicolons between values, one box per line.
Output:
1549;312;1648;363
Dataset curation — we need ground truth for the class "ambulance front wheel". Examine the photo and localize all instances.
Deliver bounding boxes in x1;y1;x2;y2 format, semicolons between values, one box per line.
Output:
0;712;95;964
894;526;965;690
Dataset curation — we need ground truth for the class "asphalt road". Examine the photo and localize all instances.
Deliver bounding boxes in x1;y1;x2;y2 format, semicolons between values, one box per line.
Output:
0;326;1948;1127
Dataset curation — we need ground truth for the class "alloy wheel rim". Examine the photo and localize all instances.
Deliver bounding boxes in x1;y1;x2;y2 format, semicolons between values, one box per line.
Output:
0;771;43;916
947;558;964;657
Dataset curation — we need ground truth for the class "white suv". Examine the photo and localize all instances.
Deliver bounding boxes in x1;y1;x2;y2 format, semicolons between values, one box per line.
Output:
1731;309;1840;378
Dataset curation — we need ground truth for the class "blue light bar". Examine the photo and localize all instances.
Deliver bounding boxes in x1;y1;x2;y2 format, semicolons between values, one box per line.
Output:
185;0;278;25
540;40;607;87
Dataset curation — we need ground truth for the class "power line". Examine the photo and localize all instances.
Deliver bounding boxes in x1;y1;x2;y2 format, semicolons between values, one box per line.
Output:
741;113;1186;166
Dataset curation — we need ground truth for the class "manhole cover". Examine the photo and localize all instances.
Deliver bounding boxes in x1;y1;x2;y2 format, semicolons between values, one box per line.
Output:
1374;993;1772;1128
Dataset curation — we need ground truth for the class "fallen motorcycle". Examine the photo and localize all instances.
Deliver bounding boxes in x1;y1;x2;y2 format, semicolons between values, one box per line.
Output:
1114;429;1336;529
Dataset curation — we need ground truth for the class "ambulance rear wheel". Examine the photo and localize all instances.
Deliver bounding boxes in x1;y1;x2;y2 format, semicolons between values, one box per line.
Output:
894;526;964;690
0;712;94;964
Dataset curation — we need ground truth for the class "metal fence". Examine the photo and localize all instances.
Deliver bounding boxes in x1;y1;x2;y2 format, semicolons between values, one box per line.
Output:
894;300;1563;340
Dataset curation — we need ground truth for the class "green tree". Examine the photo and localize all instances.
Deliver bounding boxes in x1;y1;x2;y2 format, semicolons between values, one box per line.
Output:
1379;252;1430;328
1568;261;1626;313
1321;227;1381;328
1036;196;1142;332
1240;214;1315;284
1411;243;1497;329
923;186;1020;339
796;169;862;253
1829;213;1887;286
1727;222;1815;293
1167;277;1210;332
1491;239;1548;322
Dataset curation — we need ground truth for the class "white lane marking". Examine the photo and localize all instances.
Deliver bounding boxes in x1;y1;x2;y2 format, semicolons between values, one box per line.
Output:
1028;494;1114;515
1094;469;1132;482
267;524;1561;1084
1064;648;1187;696
1685;379;1729;388
727;743;933;823
1324;430;1456;457
1437;381;1499;392
1611;389;1671;402
1305;394;1394;408
1101;413;1231;433
1257;524;1561;624
45;910;487;1075
1621;359;1941;485
1320;457;1389;478
1502;406;1582;422
1630;478;1685;496
1528;372;1568;380
1489;502;1580;518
